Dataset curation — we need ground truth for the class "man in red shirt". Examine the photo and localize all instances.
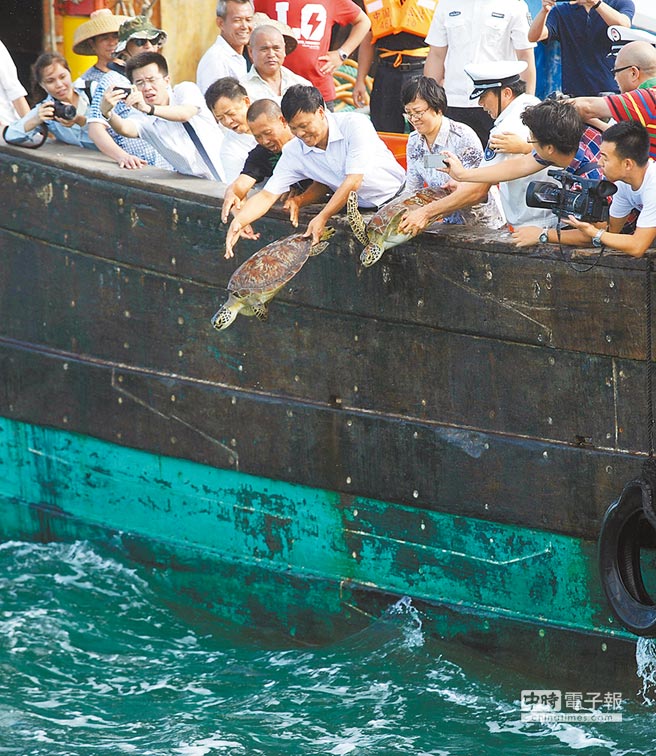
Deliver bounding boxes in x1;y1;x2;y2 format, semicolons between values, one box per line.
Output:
253;0;370;108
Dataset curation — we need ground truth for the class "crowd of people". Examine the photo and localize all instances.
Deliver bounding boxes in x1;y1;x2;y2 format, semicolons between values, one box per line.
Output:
2;0;656;259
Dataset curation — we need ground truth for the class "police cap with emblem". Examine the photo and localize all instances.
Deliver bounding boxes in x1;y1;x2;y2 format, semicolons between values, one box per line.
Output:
464;60;528;100
607;25;656;57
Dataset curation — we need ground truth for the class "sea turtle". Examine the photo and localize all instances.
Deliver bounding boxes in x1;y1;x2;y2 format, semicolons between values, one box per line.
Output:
211;227;335;331
347;187;449;267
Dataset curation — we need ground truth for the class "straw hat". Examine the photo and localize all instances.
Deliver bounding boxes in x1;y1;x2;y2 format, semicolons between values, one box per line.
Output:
251;13;298;56
73;9;128;56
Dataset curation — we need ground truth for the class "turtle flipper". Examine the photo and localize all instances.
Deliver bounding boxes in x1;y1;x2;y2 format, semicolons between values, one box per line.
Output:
251;302;269;322
211;300;241;331
346;191;369;246
309;227;336;256
360;243;384;267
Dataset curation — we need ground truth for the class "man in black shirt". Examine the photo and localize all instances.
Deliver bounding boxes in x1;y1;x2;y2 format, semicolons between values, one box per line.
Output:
221;98;319;227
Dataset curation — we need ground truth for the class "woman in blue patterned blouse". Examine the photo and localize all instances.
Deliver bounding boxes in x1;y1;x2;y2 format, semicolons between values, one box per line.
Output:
398;76;504;235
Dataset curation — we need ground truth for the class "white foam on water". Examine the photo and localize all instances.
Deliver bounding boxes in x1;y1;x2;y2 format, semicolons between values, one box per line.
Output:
636;637;656;704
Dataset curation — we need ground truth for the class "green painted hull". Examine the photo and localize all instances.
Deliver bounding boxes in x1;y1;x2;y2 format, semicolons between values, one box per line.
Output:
0;415;636;684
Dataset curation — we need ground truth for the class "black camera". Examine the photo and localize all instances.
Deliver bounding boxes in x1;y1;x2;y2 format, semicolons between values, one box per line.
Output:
52;99;77;120
114;86;132;98
525;168;617;223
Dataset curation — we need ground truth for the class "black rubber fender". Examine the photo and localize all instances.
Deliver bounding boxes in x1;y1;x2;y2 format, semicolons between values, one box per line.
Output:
598;478;656;636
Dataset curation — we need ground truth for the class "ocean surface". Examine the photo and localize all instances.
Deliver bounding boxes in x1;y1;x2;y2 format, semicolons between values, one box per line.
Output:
2;539;656;756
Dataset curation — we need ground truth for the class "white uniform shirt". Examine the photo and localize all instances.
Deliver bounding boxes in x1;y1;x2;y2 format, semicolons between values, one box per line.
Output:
220;129;257;183
610;160;656;228
265;111;405;208
425;0;535;108
0;40;27;126
135;82;226;181
196;35;249;94
484;93;555;228
241;66;312;105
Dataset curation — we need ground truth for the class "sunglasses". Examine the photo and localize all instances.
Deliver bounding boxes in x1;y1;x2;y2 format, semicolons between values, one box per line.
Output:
132;35;162;47
612;64;639;75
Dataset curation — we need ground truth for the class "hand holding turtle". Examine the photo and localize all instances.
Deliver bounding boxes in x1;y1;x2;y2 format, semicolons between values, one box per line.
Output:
398;206;433;236
303;214;328;246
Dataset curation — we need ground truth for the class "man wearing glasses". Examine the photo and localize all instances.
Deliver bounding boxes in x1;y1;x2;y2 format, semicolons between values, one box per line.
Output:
571;39;656;160
101;52;225;182
87;15;172;170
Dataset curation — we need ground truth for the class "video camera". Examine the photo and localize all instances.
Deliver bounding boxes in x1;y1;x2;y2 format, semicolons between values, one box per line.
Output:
525;169;617;223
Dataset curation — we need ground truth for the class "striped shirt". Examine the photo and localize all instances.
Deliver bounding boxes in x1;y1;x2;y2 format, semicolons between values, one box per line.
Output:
604;83;656;161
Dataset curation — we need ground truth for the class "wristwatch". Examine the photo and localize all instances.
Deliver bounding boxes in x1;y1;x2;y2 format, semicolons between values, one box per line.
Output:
592;228;605;248
538;229;549;244
338;49;348;62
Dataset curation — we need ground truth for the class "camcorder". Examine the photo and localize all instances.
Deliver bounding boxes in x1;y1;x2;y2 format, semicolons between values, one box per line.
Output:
525;169;617;223
52;99;77;120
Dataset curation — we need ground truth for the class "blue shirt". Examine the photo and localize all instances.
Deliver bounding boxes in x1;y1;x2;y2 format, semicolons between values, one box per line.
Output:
5;88;97;150
545;0;635;97
87;69;173;170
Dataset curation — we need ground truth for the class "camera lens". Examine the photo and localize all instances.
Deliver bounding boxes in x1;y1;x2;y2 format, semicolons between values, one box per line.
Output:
52;99;77;120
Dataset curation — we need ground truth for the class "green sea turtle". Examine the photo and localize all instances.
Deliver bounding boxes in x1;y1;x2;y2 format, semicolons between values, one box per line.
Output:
347;187;449;267
211;228;335;331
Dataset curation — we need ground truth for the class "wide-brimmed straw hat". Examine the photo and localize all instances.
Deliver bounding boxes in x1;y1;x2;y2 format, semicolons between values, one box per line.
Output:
73;9;128;56
115;15;167;54
251;12;298;56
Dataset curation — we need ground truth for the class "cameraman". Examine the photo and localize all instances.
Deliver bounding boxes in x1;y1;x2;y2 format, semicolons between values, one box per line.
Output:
440;99;602;241
565;122;656;257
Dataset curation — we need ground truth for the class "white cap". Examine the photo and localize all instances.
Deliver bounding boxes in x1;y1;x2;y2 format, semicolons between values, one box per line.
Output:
464;60;528;99
607;25;656;57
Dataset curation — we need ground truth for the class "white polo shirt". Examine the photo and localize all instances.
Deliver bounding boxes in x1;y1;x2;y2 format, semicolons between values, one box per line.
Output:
484;92;555;228
264;111;405;208
241;66;311;105
0;40;27;126
610;160;656;228
196;35;249;95
135;82;226;181
220;128;257;183
426;0;535;108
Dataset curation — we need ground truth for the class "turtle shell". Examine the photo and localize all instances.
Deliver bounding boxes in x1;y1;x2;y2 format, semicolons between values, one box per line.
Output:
228;233;313;297
367;187;449;237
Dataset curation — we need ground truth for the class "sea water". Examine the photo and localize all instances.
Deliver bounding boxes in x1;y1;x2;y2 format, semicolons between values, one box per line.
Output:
1;539;656;756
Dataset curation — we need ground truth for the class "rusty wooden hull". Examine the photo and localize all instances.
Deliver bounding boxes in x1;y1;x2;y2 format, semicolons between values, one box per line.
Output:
0;142;652;681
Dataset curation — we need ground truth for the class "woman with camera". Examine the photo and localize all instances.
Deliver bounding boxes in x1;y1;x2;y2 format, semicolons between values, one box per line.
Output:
4;52;97;150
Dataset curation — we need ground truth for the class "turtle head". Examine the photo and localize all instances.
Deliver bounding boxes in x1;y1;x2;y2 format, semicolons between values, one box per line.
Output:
360;243;384;267
211;303;240;331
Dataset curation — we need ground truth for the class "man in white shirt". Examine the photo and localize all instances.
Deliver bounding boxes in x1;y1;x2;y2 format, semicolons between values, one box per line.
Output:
205;77;257;182
565;121;656;257
102;52;225;181
0;39;29;127
224;84;405;258
464;60;554;230
424;0;536;147
241;24;310;104
197;0;255;94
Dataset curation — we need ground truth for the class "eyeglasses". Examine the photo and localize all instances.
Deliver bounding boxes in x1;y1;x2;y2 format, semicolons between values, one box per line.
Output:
132;36;162;48
612;64;639;75
133;75;165;89
403;107;430;122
